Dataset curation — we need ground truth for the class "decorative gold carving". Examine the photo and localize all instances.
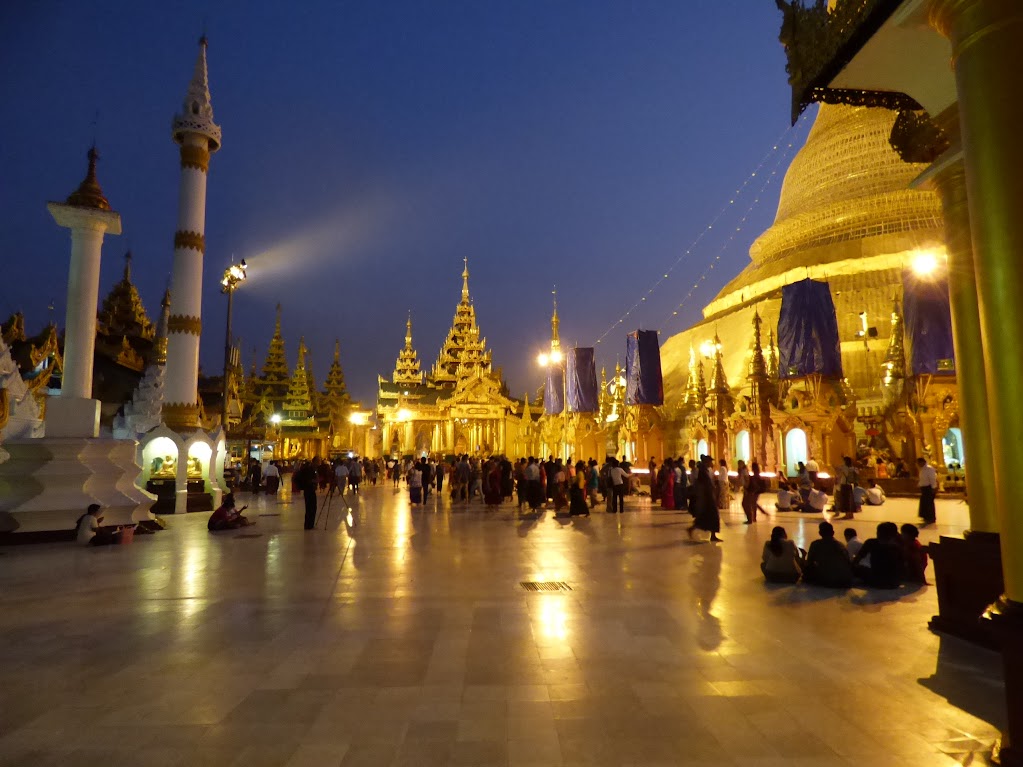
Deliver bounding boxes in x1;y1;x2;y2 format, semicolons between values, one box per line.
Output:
889;110;950;165
163;402;201;431
179;144;210;172
775;0;920;122
174;230;205;253
168;314;202;336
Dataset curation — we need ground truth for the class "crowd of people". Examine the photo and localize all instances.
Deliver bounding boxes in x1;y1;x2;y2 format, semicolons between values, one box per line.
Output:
761;520;929;589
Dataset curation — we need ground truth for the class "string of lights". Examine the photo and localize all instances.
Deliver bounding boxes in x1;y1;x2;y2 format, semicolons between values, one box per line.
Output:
658;132;801;333
592;112;810;347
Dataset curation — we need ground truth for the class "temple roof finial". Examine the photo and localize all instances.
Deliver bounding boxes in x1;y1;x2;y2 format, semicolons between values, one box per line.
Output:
550;287;560;349
172;36;222;151
461;258;470;301
65;144;112;211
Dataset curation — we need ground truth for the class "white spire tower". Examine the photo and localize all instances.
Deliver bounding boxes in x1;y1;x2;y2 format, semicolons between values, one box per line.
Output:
163;36;222;431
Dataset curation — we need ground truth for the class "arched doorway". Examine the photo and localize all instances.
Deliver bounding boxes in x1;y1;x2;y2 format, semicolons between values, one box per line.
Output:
942;427;964;469
735;430;750;465
785;429;808;477
697;438;709;458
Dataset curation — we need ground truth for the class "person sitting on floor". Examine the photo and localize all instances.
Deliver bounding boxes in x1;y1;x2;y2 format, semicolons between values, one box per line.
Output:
208;493;251;531
802;521;853;588
852;522;905;589
901;523;928;584
864;478;886;506
761;526;804;584
843;527;863;558
775;482;796;511
75;504;126;546
800;485;829;514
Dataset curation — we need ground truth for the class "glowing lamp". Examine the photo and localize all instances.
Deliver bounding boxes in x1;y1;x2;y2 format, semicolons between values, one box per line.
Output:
911;250;941;277
699;339;717;359
348;412;368;426
397;408;412;422
549;349;563;364
537;353;549;366
269;413;282;424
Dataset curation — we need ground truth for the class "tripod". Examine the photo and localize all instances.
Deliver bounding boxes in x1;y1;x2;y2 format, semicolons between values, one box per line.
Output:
315;481;350;529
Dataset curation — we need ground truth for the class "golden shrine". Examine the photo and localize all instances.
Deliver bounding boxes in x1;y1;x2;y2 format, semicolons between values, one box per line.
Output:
376;261;526;457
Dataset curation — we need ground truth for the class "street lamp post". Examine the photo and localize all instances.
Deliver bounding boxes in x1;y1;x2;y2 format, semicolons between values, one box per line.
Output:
220;259;247;429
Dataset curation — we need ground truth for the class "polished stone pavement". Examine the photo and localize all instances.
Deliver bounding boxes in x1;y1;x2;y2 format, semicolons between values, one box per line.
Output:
0;484;1006;766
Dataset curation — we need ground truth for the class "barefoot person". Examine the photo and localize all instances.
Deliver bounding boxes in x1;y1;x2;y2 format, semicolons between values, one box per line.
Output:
75;504;127;546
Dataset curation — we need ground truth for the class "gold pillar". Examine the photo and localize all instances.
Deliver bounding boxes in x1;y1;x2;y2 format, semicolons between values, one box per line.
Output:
932;161;999;531
932;0;1023;601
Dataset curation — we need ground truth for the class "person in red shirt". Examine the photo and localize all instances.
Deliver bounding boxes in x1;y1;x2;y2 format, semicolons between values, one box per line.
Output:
901;523;929;583
208;493;251;532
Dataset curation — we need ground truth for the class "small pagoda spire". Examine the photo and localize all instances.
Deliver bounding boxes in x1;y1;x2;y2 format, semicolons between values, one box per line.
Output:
152;288;171;364
550;288;561;351
393;312;424;386
766;329;779;380
325;339;348;398
281;337;314;423
749;310;767;380
882;298;905;389
709;334;729;393
696;358;708;407
65;145;112;211
261;303;289;389
461;257;470;302
683;343;703;409
97;248;155;340
123;250;132;281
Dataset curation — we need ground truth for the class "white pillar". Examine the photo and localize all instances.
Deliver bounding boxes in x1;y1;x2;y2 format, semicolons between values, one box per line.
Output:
46;200;121;438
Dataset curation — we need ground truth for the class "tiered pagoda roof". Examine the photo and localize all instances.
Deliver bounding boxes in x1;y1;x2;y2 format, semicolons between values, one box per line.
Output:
281;338;315;426
325;339;349;399
97;252;155;341
431;259;492;386
260;304;290;400
393;314;424;386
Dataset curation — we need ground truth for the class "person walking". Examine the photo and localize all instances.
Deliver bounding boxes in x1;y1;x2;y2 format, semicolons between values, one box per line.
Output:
570;460;590;516
688;455;722;542
587;459;600;510
742;461;764;524
295;459;319;530
917;456;938;525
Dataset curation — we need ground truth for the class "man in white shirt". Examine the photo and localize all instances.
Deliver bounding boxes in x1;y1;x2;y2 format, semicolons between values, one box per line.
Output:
917;457;938;525
75;504;121;546
805;457;820;483
775;482;795;511
864;479;886;506
802;486;829;514
334;460;350;496
264;461;280;494
608;459;629;514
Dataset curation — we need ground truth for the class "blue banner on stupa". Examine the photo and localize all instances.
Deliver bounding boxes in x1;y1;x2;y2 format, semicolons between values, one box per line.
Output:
625;330;663;405
778;278;843;379
903;271;955;375
544;365;564;415
567;347;599;413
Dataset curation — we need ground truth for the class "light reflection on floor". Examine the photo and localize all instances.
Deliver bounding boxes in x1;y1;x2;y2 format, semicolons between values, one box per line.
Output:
0;488;1003;766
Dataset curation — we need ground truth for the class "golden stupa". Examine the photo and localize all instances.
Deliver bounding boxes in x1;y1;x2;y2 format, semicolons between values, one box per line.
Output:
660;102;950;467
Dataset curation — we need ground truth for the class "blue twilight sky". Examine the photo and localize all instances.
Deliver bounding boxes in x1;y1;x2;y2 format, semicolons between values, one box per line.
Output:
0;1;810;405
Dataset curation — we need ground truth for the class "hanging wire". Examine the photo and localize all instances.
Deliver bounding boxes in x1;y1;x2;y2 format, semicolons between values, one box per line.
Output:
659;132;802;332
592;114;808;347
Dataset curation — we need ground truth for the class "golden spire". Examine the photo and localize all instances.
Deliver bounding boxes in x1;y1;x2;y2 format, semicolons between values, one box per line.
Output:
406;310;413;344
550;288;560;350
462;257;470;302
65;145;111;211
710;333;729;393
333;339;341;364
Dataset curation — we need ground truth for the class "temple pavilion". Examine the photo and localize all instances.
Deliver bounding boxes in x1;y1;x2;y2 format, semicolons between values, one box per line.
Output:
376;261;526;458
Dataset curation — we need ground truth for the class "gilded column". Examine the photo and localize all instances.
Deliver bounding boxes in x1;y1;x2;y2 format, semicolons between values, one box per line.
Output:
163;37;222;432
931;0;1023;600
930;161;998;530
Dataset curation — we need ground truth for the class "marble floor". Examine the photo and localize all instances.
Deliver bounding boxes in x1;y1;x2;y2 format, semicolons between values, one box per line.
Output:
0;484;1006;766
